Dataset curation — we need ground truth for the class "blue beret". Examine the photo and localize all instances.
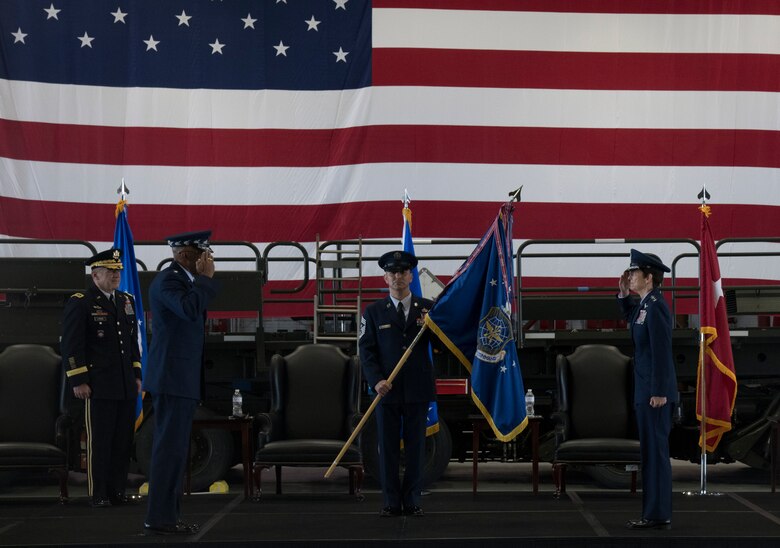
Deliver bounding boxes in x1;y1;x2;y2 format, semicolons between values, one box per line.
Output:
628;249;670;273
379;250;417;272
166;230;212;251
85;248;123;270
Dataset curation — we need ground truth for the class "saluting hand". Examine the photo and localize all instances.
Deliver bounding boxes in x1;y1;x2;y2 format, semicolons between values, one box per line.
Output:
618;270;631;297
196;250;216;278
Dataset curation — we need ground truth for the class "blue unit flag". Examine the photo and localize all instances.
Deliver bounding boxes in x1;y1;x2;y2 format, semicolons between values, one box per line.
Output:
113;199;148;431
403;203;439;437
425;203;526;441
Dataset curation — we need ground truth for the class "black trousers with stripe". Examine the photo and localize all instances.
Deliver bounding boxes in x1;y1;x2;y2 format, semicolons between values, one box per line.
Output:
85;398;136;500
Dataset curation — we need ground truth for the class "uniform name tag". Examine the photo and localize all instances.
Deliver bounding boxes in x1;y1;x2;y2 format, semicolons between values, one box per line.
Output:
378;324;391;330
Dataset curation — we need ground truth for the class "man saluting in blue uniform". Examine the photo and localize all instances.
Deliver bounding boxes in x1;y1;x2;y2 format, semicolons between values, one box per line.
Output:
618;249;678;530
143;230;218;536
61;248;142;507
359;250;437;517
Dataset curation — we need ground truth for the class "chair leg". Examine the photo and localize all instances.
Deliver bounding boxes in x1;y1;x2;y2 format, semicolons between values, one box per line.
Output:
252;463;264;500
275;465;282;495
55;466;69;503
553;463;566;497
630;470;637;494
349;465;364;501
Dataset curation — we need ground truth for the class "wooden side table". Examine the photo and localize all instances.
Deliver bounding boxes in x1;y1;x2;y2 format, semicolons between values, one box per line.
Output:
471;414;541;494
186;415;254;499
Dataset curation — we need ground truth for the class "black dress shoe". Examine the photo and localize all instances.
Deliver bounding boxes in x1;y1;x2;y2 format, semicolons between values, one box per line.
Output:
109;494;138;506
177;521;200;532
403;506;424;516
379;506;402;517
90;498;111;508
626;518;671;530
143;522;200;536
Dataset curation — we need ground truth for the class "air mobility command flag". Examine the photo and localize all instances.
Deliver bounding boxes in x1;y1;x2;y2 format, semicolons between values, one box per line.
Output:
424;203;526;441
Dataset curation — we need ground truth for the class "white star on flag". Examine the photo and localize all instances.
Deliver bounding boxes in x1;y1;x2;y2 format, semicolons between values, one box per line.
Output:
274;40;289;56
78;32;94;48
176;10;192;27
11;28;27;44
489;279;497;286
712;277;724;307
305;16;321;31
334;0;349;10
241;14;257;29
44;4;61;20
144;35;160;52
333;47;348;62
111;8;127;24
209;39;225;54
500;365;507;373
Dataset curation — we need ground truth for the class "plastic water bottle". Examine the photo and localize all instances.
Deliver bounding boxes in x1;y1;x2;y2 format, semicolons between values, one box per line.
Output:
525;389;535;417
232;389;243;417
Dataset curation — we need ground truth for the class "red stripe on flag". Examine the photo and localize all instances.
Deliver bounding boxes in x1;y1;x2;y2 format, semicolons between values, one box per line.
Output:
374;49;780;92
3;196;780;242
374;0;780;15
2;119;778;168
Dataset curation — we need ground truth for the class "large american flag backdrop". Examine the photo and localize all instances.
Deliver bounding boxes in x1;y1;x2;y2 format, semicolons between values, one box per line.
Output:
1;0;779;316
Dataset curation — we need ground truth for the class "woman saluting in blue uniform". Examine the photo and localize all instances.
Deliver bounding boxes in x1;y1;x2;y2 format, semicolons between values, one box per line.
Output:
618;249;678;530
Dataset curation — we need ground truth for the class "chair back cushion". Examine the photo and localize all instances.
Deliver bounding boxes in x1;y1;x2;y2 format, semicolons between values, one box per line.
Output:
559;345;633;439
0;345;63;443
270;344;358;440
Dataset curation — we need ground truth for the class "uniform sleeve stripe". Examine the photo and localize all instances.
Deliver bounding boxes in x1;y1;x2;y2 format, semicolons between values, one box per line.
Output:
133;362;142;369
66;366;88;377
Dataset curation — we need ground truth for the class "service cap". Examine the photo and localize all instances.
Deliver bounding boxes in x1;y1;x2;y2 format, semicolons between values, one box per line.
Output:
85;248;123;270
628;248;671;273
378;250;418;273
166;230;212;251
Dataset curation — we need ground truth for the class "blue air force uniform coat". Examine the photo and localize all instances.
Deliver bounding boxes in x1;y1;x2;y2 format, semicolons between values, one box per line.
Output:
61;283;141;501
359;295;436;510
144;264;218;399
144;263;218;528
618;288;677;522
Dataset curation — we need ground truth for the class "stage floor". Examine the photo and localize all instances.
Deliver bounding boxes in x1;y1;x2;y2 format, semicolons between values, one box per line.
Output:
1;461;779;547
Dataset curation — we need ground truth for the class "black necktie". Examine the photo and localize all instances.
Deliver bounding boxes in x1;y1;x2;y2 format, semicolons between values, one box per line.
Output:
397;301;405;325
108;293;115;306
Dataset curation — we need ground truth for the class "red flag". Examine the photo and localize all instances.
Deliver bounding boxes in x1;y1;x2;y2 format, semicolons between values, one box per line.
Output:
696;204;738;452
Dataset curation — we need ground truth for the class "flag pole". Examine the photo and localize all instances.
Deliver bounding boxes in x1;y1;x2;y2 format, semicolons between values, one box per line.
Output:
324;324;429;478
698;186;709;495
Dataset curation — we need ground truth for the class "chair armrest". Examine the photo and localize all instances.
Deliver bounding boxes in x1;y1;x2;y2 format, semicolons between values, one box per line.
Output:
550;410;570;446
254;412;282;450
